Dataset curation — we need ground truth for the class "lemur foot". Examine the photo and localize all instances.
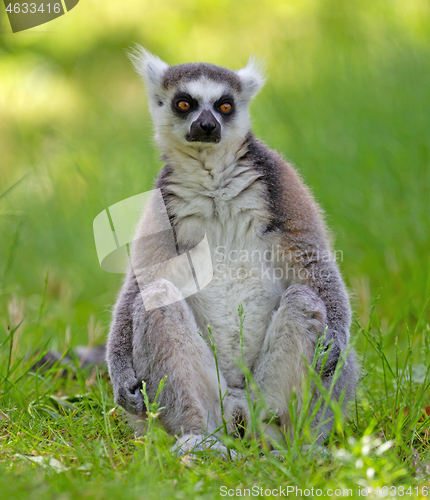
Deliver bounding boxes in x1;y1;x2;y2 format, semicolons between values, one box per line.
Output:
171;433;237;460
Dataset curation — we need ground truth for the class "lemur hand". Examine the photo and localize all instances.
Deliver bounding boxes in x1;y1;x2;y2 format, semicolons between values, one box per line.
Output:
315;335;341;378
112;368;145;414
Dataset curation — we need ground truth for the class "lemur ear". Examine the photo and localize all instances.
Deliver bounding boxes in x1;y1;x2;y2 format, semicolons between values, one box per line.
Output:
236;57;266;99
127;45;169;91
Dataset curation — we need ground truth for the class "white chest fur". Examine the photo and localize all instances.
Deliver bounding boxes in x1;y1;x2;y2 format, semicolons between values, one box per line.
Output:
166;151;285;387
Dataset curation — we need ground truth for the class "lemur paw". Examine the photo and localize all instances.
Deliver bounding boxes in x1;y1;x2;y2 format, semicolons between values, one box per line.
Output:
315;339;341;378
112;368;145;415
224;388;250;438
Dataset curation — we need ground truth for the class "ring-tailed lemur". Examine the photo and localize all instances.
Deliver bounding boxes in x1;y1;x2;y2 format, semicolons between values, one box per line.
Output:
107;47;357;453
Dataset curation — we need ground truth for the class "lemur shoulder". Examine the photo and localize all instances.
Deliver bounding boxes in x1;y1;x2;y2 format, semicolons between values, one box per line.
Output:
107;48;357;453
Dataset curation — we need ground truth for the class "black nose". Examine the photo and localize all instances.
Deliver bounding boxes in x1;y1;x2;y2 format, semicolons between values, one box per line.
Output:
200;121;216;133
187;109;221;143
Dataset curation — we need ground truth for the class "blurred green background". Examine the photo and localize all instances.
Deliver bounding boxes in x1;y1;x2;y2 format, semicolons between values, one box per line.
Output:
0;0;429;354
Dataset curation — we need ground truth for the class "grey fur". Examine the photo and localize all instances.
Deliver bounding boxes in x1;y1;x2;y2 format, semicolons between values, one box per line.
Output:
107;52;358;450
162;63;242;91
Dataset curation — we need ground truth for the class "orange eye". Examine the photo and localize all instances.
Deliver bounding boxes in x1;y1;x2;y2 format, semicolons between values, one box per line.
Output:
219;103;232;113
177;101;191;110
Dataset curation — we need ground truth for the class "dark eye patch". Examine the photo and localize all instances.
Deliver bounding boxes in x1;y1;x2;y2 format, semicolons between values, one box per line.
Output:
171;92;199;118
214;93;235;121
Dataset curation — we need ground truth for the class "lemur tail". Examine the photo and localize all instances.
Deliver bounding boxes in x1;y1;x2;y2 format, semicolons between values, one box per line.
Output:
32;344;106;373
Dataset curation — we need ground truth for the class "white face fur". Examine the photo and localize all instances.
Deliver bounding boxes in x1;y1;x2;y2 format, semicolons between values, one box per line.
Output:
128;47;266;156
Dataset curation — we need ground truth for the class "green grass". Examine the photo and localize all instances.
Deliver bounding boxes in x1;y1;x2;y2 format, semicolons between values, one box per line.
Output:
1;0;430;497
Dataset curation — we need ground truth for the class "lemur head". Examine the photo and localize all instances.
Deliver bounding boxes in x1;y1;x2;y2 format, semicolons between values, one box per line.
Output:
128;47;265;154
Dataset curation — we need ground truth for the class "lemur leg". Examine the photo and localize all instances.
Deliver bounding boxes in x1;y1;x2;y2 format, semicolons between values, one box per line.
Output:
129;279;228;442
252;284;335;443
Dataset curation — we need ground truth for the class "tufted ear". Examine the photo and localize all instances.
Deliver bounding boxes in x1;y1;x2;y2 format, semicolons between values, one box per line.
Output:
236;57;266;100
127;45;169;94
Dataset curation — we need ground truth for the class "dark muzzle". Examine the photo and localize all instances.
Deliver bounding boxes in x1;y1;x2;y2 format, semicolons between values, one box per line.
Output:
186;109;221;143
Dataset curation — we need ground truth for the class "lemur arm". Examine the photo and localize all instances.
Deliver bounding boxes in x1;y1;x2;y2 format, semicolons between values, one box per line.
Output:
269;151;351;377
288;243;351;376
107;181;179;413
107;272;144;414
